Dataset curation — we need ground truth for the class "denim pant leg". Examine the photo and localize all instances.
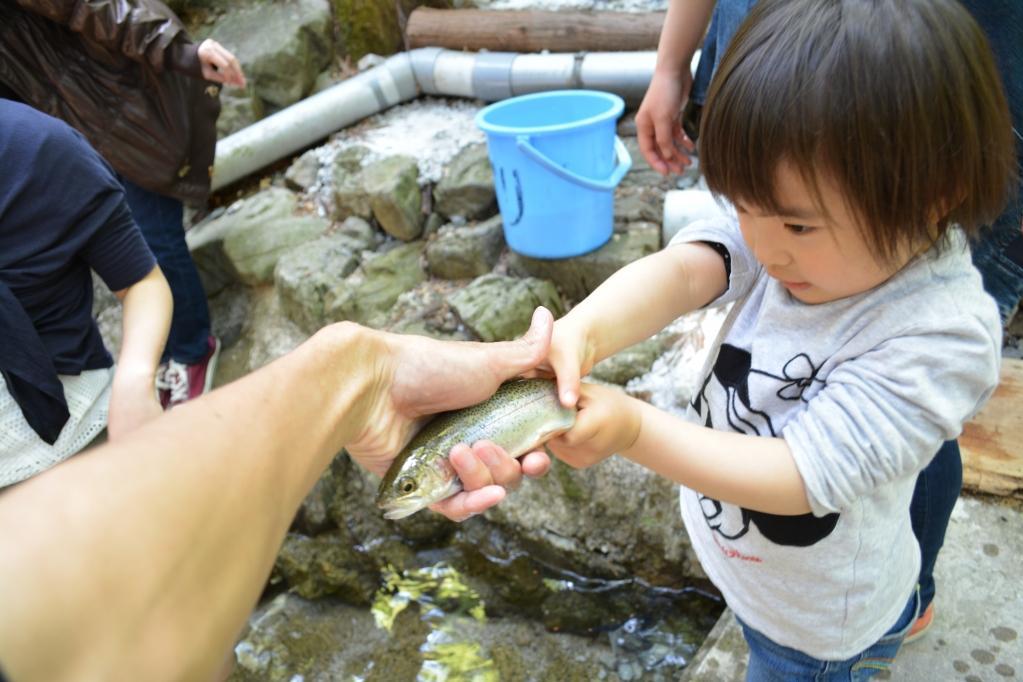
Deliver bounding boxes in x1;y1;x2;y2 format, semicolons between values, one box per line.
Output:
740;589;919;682
120;179;211;364
690;0;761;107
910;440;963;612
959;0;1023;323
971;210;1023;324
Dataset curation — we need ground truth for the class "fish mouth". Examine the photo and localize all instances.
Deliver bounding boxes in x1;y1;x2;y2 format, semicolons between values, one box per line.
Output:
381;502;426;521
378;478;463;520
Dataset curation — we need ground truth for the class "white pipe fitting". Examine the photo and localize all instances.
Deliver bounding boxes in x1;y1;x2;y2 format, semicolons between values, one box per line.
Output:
211;48;658;190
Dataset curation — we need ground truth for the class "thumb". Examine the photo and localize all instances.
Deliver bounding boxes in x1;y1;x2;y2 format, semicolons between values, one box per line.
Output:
491;306;553;378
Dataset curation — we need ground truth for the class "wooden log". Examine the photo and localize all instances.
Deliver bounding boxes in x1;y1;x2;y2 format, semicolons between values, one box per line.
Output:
406;8;665;53
960;358;1023;498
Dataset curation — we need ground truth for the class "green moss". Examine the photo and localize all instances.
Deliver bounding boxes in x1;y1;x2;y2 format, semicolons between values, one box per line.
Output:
553;460;587;503
332;0;401;60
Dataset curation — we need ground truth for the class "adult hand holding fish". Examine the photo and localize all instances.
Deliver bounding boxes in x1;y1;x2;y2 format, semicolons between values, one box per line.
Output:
0;308;556;682
349;307;557;520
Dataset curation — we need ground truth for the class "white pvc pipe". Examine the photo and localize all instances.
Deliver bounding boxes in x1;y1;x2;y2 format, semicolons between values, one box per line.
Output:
211;48;657;190
661;188;730;245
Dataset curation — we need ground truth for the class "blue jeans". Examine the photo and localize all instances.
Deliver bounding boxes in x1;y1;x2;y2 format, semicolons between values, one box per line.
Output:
120;179;211;364
972;209;1023;323
910;440;963;612
739;589;919;681
689;0;758;108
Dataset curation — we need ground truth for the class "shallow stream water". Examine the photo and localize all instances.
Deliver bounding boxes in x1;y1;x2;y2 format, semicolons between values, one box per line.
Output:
235;516;723;681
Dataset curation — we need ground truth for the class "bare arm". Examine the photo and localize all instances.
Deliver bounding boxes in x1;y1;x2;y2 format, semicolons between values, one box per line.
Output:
550;384;810;516
106;264;172;440
547;242;727;406
0;311;552;682
625;398;810;514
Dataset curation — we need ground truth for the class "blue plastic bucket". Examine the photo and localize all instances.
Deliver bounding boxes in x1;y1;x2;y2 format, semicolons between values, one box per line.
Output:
475;90;631;259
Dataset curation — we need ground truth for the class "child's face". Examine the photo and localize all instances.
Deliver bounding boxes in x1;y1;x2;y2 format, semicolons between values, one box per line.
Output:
735;163;915;304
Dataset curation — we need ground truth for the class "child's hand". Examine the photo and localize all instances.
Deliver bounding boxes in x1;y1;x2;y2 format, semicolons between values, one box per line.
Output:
547;383;641;469
530;316;597;409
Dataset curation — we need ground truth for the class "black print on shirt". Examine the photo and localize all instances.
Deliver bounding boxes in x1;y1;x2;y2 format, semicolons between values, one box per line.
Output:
692;344;839;548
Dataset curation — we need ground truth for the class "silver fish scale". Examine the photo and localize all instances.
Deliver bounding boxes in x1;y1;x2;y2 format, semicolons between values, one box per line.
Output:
377;379;576;516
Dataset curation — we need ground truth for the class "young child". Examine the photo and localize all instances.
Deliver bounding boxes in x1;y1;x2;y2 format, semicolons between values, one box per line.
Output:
539;0;1016;677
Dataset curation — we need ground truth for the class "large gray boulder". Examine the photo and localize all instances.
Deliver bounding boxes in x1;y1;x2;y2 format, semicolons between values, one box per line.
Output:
332;146;373;221
590;330;681;386
224;211;331;286
284;149;322;192
216;87;264;138
509;225;660;303
212;287;309;389
207;0;333;109
433;143;496;220
448;274;565;342
335;216;384;253
274;233;363;334
486;456;702;584
187;187;301;292
425;215;505;280
363;156;423;241
323;242;427;327
384;281;473;341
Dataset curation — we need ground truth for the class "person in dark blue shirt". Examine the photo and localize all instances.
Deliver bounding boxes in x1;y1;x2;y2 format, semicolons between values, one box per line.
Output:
0;99;172;486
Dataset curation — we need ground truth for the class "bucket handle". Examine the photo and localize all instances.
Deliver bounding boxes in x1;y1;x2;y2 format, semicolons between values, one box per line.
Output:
515;135;632;192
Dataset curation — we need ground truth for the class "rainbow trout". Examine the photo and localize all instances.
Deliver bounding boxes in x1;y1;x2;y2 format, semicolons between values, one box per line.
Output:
376;378;576;520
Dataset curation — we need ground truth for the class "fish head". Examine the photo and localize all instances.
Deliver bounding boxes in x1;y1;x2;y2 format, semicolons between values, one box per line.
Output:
376;446;463;520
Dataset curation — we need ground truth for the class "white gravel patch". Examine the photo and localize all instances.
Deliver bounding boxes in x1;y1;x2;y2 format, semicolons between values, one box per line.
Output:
306;98;488;215
323;98;486;184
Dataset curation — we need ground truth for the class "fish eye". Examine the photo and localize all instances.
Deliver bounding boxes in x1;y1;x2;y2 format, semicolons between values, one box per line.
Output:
398;477;417;494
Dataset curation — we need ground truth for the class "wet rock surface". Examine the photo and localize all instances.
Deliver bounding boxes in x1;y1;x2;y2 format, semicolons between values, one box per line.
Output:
434;143;497;220
450;273;566;341
426;215;505;279
364;155;424;241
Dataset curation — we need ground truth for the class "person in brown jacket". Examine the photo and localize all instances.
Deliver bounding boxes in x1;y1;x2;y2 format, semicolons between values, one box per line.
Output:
0;0;246;409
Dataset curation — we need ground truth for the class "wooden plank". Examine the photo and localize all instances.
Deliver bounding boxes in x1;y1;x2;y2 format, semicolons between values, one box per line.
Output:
406;8;665;53
960;358;1023;497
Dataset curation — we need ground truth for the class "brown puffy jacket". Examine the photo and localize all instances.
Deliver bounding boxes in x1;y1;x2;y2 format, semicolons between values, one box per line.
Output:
0;0;221;204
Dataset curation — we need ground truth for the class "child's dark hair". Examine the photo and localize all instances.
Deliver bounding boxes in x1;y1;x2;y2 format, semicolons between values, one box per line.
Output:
699;0;1017;263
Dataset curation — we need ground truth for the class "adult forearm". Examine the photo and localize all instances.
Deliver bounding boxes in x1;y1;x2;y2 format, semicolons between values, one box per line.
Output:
0;323;379;682
566;243;726;364
623;398;812;515
655;0;716;76
116;264;172;381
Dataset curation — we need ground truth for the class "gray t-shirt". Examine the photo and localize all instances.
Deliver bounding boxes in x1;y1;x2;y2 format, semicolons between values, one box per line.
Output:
671;215;1001;659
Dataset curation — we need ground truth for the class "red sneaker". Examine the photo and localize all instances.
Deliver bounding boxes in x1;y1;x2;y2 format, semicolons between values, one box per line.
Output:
903;602;934;645
156;336;222;408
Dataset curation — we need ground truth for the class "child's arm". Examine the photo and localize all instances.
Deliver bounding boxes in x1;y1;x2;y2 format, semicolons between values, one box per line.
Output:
106;265;172;440
550;383;811;515
547;242;727;406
